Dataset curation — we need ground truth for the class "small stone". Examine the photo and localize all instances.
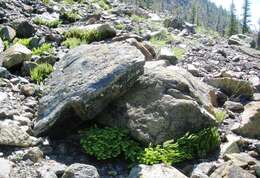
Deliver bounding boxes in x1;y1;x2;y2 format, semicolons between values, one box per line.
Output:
62;163;99;178
21;84;35;96
23;147;43;163
224;101;244;113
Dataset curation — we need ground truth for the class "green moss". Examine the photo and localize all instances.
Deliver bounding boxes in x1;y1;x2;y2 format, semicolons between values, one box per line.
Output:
62;38;84;49
30;63;53;84
32;43;53;56
33;17;61;28
172;47;186;60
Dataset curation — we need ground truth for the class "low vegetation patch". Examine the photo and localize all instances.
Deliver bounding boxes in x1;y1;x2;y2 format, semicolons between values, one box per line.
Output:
14;38;31;48
214;109;227;123
62;38;84;49
131;14;146;23
62;10;81;22
3;41;9;50
92;0;111;10
139;127;220;165
115;23;126;30
33;17;61;28
80;127;220;165
80;127;142;162
172;47;186;60
149;30;176;48
30;63;53;84
32;43;53;56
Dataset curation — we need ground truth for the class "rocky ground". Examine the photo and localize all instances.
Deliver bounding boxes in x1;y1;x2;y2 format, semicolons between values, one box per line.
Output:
1;0;260;178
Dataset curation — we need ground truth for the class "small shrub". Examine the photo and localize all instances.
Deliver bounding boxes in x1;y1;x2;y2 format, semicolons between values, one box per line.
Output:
32;43;53;56
30;63;53;84
131;15;145;23
138;127;220;165
115;23;126;30
80;127;142;162
172;47;186;60
33;17;61;28
214;109;227;123
62;11;81;22
62;38;84;49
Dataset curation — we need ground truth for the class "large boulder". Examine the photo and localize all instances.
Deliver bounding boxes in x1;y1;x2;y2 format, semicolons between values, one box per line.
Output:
97;62;217;144
15;21;36;38
209;161;256;178
33;42;145;136
128;164;187;178
228;34;254;48
205;77;254;99
157;47;177;65
232;102;260;139
62;164;99;178
0;26;16;41
0;44;32;69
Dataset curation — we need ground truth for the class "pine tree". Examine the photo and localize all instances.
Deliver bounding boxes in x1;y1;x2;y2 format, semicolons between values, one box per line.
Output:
228;0;238;36
242;0;251;34
257;19;260;49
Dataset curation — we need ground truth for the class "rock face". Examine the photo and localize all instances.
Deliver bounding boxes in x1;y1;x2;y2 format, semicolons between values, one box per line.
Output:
210;161;256;178
0;44;32;69
0;122;37;147
33;42;145;136
97;61;217;144
128;164;187;178
0;38;4;52
62;164;99;178
0;158;13;178
158;47;177;65
228;34;254;48
232;102;260;139
205;77;254;99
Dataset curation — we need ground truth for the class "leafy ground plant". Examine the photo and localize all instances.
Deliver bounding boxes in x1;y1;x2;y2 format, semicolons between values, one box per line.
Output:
138;127;220;165
62;10;81;22
214;109;227;123
62;38;84;49
30;63;53;84
80;127;220;165
80;127;142;163
32;43;53;56
172;47;186;60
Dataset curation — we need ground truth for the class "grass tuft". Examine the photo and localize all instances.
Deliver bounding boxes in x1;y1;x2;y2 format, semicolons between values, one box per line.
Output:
62;38;84;49
32;43;53;56
33;17;61;28
30;63;53;84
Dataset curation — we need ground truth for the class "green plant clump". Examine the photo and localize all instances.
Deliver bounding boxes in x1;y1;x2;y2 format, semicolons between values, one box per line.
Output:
172;47;186;60
214;109;227;123
32;43;53;56
80;127;142;162
64;28;110;44
30;63;53;84
62;38;84;49
15;38;31;48
115;23;126;30
92;0;111;10
33;17;61;28
62;11;81;22
149;30;176;48
138;127;220;165
3;41;9;50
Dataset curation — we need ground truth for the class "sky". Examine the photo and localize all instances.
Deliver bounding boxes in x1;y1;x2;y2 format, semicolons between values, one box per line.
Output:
210;0;260;30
